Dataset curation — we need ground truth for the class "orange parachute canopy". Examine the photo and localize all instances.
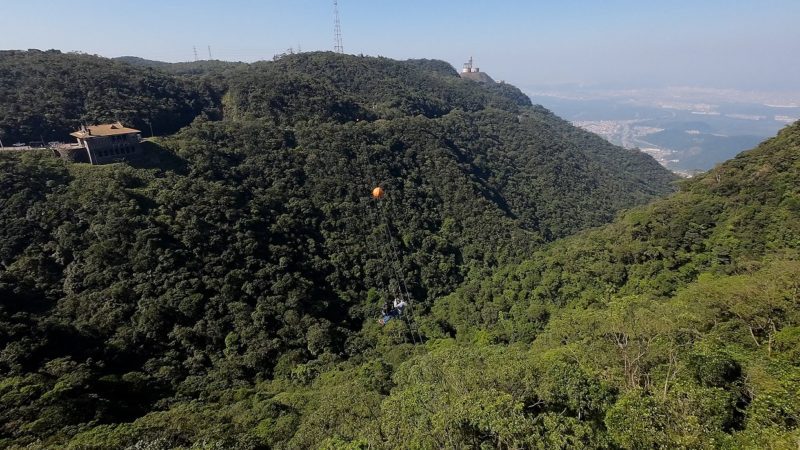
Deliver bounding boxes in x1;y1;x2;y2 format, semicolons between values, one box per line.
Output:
372;186;385;199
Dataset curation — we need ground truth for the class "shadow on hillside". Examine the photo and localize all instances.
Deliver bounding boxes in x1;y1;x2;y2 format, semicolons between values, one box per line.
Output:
127;141;188;174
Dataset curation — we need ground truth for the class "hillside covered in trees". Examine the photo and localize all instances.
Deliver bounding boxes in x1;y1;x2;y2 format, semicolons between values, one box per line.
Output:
0;50;221;143
426;122;800;448
5;111;786;450
0;50;737;449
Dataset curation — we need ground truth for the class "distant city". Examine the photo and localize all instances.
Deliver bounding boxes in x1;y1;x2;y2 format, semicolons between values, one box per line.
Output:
528;86;800;176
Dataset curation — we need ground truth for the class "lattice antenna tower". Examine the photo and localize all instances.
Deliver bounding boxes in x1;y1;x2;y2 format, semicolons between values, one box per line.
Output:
333;0;344;53
193;46;198;61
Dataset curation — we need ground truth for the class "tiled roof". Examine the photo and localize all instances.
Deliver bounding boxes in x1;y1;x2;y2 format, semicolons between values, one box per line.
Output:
70;122;141;139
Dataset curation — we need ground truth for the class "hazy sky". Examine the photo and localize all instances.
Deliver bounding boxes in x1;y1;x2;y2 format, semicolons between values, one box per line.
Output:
3;0;799;91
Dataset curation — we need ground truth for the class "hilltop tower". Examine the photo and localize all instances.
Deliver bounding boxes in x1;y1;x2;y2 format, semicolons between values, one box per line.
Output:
462;56;479;73
460;56;495;83
333;0;344;53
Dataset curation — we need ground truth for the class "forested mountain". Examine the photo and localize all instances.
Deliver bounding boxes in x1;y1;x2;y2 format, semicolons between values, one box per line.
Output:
209;52;675;238
0;50;689;448
416;122;800;448
0;50;220;143
6;115;785;450
114;56;247;78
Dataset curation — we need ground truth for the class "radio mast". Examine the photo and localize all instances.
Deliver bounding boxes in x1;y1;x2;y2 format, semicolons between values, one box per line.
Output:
333;0;344;53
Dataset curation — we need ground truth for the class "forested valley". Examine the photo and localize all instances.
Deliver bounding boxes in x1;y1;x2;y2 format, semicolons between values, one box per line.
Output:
1;50;798;449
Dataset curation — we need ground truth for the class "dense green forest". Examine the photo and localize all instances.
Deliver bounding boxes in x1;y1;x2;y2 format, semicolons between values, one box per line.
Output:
4;50;796;448
0;50;221;143
113;56;247;77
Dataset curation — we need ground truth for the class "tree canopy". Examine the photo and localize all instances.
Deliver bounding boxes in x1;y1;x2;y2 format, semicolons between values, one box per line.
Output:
6;50;796;449
0;50;220;143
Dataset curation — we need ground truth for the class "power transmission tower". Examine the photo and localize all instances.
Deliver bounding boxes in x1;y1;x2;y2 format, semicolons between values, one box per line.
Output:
333;0;344;53
207;45;212;60
193;46;198;61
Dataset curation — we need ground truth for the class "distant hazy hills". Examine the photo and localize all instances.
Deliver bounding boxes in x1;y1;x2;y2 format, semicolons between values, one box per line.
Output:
533;88;799;172
645;128;764;170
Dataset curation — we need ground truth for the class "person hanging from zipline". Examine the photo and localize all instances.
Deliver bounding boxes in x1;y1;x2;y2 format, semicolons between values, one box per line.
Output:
370;185;414;332
379;297;407;325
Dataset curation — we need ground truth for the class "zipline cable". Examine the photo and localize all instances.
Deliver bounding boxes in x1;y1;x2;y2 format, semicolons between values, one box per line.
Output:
375;195;423;345
353;145;422;344
376;202;418;345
